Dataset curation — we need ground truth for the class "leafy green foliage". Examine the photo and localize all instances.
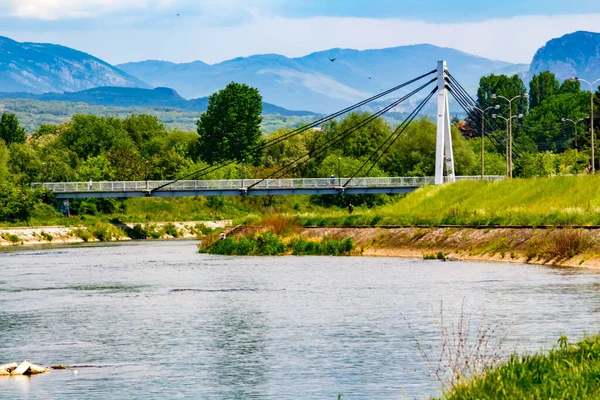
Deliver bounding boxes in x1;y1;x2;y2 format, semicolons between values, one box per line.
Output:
441;335;600;399
196;82;263;164
529;71;560;109
0;113;26;145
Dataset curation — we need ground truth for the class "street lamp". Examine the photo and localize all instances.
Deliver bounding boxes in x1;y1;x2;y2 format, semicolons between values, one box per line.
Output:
493;113;524;177
467;104;500;180
561;117;589;150
337;157;341;187
41;162;46;185
492;93;529;178
569;77;600;173
241;158;245;188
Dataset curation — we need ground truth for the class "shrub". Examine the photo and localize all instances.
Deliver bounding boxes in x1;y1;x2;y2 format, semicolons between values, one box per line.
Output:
73;228;92;242
261;214;300;236
126;224;149;240
163;223;181;238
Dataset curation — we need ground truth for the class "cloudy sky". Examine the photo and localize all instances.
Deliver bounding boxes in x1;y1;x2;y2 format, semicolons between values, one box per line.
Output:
1;0;599;65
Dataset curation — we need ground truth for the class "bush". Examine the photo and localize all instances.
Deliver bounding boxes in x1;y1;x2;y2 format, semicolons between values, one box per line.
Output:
88;222;123;242
163;223;181;238
73;228;92;242
126;224;149;240
290;237;354;256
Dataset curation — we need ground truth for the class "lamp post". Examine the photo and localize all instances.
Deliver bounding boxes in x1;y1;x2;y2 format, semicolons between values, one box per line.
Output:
561;117;589;150
569;77;600;173
337;157;341;187
492;93;529;178
493;113;524;177
241;158;245;188
41;162;46;185
467;105;500;180
144;160;149;190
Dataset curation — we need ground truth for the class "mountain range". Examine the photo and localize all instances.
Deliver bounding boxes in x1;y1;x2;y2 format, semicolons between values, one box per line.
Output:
0;86;316;116
0;36;147;93
0;31;600;115
529;31;600;82
117;45;515;112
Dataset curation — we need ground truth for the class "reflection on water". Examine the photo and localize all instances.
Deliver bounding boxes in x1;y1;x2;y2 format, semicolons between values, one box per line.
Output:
1;240;600;399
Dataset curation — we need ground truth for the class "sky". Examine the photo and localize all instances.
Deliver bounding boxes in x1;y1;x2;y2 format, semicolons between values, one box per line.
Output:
1;0;600;65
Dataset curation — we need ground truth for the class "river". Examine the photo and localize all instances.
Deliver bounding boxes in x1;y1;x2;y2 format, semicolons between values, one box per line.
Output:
1;240;600;399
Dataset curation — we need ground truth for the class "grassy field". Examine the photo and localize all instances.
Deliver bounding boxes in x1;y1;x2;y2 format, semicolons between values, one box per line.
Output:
300;175;600;227
14;175;600;228
439;335;600;399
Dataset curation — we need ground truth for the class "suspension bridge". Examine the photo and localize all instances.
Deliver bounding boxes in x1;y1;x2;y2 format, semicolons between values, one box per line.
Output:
32;61;508;204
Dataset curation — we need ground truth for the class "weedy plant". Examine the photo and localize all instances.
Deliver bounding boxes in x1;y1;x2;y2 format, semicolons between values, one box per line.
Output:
403;301;513;395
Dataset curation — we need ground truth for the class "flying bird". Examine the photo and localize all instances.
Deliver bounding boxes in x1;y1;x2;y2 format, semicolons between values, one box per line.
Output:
329;58;336;62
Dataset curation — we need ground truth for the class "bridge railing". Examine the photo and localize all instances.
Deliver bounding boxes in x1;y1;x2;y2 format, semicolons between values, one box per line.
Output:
31;176;504;193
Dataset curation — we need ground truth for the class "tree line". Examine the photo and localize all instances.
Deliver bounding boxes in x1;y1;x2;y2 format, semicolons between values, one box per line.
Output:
0;75;597;222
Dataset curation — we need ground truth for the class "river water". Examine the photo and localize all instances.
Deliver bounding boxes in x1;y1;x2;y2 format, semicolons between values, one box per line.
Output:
1;241;600;399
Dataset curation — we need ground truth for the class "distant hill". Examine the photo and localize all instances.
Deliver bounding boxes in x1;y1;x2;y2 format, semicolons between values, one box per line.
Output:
0;36;149;93
118;45;512;113
529;31;600;82
0;86;317;116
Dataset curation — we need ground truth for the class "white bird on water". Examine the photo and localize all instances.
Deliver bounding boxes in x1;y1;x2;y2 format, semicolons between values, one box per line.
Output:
73;370;79;375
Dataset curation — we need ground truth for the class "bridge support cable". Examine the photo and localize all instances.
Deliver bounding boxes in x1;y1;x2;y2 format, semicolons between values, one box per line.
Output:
446;71;526;159
245;78;438;191
446;85;509;158
446;84;521;161
343;86;438;187
444;75;511;155
444;76;519;160
149;69;437;194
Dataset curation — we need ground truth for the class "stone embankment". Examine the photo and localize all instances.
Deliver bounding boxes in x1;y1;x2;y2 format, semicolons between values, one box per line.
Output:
0;221;231;247
233;225;600;268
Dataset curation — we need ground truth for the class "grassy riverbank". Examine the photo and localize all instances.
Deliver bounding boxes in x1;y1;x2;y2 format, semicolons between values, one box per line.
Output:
438;335;600;399
12;176;600;229
297;175;600;227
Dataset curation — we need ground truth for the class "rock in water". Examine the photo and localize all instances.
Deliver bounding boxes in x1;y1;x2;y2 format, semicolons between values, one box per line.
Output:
0;363;18;373
10;361;49;375
0;368;9;376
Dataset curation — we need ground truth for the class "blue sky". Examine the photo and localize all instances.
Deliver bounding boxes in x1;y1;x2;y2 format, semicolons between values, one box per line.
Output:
280;0;600;21
0;0;599;64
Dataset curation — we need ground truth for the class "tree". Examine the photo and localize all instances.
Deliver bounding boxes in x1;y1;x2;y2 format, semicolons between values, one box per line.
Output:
0;113;26;145
196;82;263;164
474;74;528;131
380;118;477;177
317;112;392;160
529;72;560;109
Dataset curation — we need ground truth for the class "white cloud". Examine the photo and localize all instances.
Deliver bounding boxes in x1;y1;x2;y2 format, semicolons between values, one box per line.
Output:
2;11;600;65
0;0;273;20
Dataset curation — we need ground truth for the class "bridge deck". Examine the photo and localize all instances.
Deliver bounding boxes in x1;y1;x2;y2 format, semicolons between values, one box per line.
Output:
32;176;504;199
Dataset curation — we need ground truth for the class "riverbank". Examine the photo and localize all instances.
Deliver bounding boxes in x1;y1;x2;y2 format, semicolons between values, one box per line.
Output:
229;225;600;267
0;221;231;247
5;220;600;269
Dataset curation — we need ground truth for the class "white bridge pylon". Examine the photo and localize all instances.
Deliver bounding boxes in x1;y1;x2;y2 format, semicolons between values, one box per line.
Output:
435;60;455;185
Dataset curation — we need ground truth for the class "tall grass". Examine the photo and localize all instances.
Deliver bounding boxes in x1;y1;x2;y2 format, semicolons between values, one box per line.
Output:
200;233;354;256
301;176;600;227
405;302;512;394
440;335;600;399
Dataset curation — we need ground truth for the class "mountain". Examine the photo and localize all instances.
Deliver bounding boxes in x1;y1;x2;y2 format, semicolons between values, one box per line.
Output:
0;36;149;93
0;86;317;116
118;45;512;113
529;31;600;82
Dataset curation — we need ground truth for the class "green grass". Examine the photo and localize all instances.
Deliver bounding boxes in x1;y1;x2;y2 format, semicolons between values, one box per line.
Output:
440;335;600;399
300;176;600;227
200;233;354;256
11;176;600;229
